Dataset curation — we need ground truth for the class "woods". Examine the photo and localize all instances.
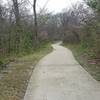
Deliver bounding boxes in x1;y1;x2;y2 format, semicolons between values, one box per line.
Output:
0;0;31;56
0;0;100;61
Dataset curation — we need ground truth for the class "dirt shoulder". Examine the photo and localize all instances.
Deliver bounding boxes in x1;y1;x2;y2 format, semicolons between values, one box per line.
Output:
0;42;52;100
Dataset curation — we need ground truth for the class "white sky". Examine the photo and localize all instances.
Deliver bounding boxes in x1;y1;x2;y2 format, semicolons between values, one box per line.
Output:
35;0;84;13
2;0;84;13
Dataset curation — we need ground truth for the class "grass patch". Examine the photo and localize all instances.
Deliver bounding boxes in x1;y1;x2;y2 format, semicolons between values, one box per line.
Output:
63;43;100;82
0;42;52;100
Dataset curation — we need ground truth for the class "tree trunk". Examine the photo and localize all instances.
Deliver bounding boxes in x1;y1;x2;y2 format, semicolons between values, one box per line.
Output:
33;0;38;44
12;0;20;53
12;0;20;25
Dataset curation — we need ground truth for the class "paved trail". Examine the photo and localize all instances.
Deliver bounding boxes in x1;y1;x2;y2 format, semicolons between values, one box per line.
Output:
24;43;100;100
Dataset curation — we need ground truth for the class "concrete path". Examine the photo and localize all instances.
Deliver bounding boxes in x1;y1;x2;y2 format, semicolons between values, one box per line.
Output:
24;43;100;100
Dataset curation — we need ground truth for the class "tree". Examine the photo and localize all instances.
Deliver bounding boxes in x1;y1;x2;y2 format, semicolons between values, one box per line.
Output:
33;0;38;43
86;0;100;58
12;0;20;25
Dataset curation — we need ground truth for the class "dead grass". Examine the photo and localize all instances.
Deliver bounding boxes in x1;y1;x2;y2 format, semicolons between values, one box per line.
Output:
0;43;52;100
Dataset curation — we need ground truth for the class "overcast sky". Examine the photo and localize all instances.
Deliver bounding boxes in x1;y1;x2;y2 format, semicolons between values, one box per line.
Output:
33;0;84;13
3;0;84;13
2;0;84;14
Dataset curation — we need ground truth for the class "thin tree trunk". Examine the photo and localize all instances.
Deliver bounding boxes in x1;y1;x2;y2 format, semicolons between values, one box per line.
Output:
12;0;21;53
12;0;20;25
33;0;38;44
8;9;13;54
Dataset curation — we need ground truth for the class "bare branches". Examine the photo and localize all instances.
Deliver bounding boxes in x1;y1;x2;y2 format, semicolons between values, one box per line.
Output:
39;0;50;14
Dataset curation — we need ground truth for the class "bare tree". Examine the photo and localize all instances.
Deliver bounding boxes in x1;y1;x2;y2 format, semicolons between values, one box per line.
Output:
12;0;20;25
33;0;38;43
12;0;21;53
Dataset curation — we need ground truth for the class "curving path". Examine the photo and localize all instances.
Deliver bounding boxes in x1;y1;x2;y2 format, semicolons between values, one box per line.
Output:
24;43;100;100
